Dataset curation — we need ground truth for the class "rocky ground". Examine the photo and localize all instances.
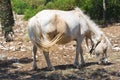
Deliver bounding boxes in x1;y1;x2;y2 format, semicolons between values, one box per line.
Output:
0;15;120;80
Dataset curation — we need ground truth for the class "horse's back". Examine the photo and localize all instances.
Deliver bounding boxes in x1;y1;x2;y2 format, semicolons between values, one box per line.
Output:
35;9;80;28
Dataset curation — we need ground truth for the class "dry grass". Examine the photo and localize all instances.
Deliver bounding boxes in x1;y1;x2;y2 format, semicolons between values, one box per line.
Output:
0;16;120;79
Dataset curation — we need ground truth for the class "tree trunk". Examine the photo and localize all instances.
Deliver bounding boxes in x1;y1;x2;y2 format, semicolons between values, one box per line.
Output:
103;0;107;26
0;0;14;42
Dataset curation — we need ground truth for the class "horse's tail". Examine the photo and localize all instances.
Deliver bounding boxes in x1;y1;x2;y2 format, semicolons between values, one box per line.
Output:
28;15;63;51
39;33;63;51
28;16;42;47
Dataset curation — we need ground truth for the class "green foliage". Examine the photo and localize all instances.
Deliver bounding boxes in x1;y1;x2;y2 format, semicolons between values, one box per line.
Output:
24;6;45;20
22;0;45;9
11;0;120;23
24;8;36;20
78;0;120;23
45;0;75;10
79;0;103;20
11;0;28;14
106;0;120;22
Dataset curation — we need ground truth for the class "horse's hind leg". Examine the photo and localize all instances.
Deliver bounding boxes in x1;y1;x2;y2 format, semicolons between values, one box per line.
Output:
43;51;55;71
32;44;38;70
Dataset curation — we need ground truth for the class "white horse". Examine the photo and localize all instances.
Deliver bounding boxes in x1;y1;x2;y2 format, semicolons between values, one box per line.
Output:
28;7;111;70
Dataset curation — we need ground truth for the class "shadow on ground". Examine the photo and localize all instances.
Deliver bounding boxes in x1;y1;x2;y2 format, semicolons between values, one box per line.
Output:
0;57;119;80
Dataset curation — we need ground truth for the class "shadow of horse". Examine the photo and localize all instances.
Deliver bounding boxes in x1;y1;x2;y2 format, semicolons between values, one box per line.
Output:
40;61;113;71
0;58;116;80
0;57;33;67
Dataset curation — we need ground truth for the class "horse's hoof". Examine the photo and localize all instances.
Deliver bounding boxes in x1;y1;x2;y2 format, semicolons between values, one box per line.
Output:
98;59;109;65
47;67;55;71
103;58;110;64
98;61;102;65
31;66;38;71
73;64;79;68
103;61;110;65
78;63;86;68
73;63;79;68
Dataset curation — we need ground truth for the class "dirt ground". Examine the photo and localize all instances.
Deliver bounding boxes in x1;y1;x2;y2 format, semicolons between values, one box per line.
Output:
0;16;120;80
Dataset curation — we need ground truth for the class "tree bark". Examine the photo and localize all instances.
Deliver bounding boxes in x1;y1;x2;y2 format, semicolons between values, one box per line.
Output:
103;0;107;26
0;0;14;42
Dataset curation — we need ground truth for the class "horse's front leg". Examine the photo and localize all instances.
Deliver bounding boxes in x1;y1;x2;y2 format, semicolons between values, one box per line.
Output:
79;43;85;66
103;48;109;64
85;37;90;53
96;52;102;64
85;37;92;53
74;37;85;68
78;36;85;66
43;51;55;71
32;44;38;70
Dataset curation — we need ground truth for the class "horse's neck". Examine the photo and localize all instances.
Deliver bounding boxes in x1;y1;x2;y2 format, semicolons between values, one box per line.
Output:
86;21;103;41
74;7;104;42
88;26;103;43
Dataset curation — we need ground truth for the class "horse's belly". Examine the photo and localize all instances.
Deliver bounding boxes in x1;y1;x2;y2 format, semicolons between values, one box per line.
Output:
57;34;72;44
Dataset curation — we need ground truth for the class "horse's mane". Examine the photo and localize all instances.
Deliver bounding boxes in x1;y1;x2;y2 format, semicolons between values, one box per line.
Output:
74;7;103;37
74;7;112;50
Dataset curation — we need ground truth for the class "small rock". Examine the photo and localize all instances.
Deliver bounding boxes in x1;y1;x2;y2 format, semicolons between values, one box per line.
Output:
113;46;120;52
0;54;7;60
18;42;22;45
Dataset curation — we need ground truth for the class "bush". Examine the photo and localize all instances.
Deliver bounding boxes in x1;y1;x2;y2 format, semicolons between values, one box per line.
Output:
24;8;35;20
24;6;45;20
24;0;76;20
46;0;75;10
11;0;120;23
12;0;29;14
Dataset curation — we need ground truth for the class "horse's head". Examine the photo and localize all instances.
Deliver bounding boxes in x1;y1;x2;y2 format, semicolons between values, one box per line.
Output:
89;34;103;54
89;35;112;64
89;34;111;55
